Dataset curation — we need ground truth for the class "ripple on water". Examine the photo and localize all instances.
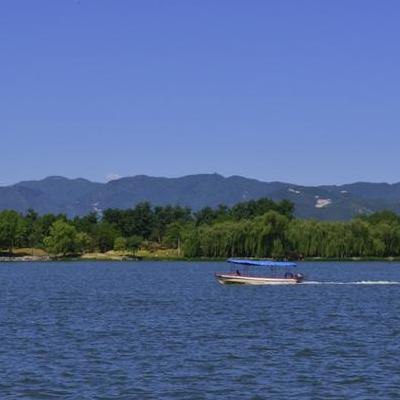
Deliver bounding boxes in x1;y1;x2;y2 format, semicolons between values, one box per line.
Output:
0;261;400;399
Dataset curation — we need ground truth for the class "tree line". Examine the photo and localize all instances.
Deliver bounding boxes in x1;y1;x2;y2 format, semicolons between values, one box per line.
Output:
0;198;399;258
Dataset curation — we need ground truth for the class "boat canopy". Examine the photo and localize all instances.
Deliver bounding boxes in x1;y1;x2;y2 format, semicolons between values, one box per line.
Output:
227;259;297;267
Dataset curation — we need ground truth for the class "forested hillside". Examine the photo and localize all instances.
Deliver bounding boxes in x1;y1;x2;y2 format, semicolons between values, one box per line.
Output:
2;174;400;220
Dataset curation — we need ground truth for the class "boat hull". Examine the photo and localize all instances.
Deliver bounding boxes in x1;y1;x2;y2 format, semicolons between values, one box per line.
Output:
215;273;302;285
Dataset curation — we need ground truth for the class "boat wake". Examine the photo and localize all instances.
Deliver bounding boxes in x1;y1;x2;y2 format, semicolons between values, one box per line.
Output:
303;281;400;285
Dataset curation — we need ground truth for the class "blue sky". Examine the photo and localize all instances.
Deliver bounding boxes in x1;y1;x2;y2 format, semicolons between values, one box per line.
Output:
1;0;399;185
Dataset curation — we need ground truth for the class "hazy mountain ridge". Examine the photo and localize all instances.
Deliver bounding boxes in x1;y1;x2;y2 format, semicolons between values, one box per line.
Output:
1;174;400;220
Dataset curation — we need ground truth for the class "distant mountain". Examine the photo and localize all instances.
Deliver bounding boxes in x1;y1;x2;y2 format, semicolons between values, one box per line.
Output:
1;174;400;220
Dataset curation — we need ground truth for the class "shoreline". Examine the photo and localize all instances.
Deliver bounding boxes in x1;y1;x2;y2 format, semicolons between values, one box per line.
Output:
1;255;400;263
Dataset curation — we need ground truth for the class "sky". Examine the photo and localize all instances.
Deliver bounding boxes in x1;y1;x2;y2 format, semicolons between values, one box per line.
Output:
1;0;399;186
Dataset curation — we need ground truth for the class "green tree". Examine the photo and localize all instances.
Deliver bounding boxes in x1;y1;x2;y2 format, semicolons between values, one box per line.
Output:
114;237;127;251
93;222;119;252
0;210;26;253
182;229;201;257
76;232;93;254
271;239;285;259
73;212;98;234
126;235;143;252
43;220;79;256
162;222;186;249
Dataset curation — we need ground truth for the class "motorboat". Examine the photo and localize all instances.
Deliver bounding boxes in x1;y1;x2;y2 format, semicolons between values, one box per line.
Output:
215;259;304;285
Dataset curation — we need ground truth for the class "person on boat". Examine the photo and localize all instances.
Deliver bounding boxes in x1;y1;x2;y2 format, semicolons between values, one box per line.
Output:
236;269;241;275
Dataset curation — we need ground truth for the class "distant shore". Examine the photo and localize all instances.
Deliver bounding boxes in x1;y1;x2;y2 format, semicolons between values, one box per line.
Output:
1;249;400;263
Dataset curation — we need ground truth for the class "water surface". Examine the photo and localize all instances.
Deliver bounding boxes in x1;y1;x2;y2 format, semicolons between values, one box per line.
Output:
0;261;399;399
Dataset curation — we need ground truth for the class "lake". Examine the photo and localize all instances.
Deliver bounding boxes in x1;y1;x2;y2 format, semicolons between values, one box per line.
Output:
0;261;399;399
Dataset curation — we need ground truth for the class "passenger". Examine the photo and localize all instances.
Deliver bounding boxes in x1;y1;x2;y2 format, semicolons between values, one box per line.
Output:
236;269;241;276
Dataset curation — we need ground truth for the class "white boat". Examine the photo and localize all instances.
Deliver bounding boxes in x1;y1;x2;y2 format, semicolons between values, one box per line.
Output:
215;259;304;285
216;273;302;285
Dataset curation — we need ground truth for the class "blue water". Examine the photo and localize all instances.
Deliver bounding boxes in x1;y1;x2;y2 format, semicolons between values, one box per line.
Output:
1;261;400;399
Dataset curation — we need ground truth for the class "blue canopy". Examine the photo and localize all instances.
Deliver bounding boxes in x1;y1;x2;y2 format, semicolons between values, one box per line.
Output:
227;259;297;267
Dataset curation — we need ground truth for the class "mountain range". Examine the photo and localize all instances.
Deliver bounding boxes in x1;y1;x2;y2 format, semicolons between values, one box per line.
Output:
1;174;400;220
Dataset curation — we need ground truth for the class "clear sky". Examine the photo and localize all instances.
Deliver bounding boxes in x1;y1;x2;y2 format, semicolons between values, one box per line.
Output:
1;0;399;186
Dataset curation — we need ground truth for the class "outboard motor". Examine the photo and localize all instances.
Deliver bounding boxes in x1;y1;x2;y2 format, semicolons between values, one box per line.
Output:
294;273;304;283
